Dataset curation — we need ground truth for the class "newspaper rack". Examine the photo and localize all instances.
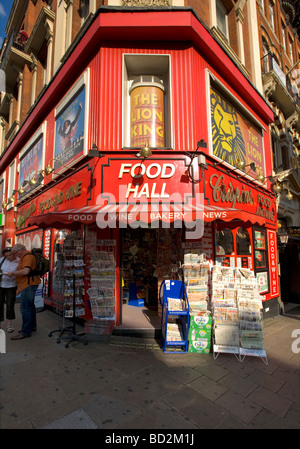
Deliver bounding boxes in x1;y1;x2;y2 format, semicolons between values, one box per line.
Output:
159;280;190;353
211;267;268;365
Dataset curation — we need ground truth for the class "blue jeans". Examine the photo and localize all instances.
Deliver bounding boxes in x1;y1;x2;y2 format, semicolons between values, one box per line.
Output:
20;285;38;336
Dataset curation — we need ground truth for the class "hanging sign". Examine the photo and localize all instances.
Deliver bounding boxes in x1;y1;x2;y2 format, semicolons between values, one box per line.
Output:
267;229;279;297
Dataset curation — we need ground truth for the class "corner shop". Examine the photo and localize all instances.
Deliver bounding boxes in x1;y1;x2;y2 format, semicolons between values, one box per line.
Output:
0;9;279;335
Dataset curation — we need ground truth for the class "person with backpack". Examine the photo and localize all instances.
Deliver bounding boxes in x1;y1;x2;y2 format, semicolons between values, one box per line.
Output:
4;243;41;340
0;248;19;333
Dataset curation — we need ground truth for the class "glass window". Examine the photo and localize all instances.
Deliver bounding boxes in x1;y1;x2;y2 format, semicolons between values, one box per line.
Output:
216;0;228;39
269;1;275;30
288;37;294;64
237;227;251;255
254;229;267;269
281;22;286;51
262;39;270;73
215;228;234;255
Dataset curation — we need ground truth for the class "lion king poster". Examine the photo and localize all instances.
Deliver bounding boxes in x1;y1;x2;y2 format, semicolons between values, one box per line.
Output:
210;86;265;178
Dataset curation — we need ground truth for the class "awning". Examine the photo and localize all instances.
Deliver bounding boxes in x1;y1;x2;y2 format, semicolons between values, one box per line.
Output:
27;203;268;229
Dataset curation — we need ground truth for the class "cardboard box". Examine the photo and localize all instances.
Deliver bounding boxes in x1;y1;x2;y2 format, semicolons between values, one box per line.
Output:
188;338;211;354
189;314;212;330
189;327;211;340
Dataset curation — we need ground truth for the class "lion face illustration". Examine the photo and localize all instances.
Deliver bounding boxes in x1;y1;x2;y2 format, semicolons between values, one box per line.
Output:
211;91;246;167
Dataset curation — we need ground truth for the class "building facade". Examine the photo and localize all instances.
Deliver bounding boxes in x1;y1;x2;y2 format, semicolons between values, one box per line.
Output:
258;0;300;303
0;0;296;331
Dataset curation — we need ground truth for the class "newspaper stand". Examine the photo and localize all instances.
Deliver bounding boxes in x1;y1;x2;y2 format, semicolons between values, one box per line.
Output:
159;280;190;353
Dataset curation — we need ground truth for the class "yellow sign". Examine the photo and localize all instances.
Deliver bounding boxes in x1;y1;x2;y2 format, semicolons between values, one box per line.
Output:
210;87;264;177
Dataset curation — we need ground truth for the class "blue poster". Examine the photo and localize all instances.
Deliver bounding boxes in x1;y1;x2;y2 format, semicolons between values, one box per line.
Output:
19;134;44;197
54;86;85;170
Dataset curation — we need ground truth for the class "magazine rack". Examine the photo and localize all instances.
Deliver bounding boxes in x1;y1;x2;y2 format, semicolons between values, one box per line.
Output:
211;267;268;365
159;280;190;353
48;275;88;348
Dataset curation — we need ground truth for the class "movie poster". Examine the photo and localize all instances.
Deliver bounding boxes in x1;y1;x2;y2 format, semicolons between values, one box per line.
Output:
18;134;44;197
54;85;86;172
210;86;265;178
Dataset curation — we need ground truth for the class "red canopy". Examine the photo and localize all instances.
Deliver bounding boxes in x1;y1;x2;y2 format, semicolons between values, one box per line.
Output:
27;203;267;229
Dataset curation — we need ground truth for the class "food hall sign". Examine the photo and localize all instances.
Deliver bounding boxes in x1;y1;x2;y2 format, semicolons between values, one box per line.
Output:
209;174;275;221
102;158;193;202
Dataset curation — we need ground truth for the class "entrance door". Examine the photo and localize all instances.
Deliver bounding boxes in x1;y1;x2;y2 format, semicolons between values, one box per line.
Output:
121;228;158;309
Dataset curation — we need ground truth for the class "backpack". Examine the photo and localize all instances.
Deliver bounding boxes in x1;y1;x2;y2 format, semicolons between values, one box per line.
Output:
30;248;50;277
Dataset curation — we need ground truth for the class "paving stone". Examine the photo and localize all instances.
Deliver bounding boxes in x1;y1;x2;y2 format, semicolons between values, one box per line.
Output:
215;390;262;424
248;386;293;417
218;372;257;397
40;408;98;429
187;375;228;401
163;385;229;429
84;394;140;428
246;369;285;393
193;361;230;381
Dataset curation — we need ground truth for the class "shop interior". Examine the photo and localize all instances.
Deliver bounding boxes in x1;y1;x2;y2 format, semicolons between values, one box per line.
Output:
120;227;183;333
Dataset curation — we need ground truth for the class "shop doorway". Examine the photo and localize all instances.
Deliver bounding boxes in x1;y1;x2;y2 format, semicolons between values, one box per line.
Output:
120;227;183;332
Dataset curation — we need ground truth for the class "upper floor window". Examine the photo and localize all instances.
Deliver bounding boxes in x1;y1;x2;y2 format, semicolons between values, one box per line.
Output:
216;0;228;39
269;1;275;30
281;21;286;51
0;178;4;209
288;36;294;64
7;160;16;209
262;38;270;73
80;0;96;24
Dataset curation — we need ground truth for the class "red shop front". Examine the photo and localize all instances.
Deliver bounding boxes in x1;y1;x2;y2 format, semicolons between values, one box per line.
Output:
24;153;279;332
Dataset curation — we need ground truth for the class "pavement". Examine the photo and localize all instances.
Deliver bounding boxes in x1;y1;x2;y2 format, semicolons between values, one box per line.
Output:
0;303;299;432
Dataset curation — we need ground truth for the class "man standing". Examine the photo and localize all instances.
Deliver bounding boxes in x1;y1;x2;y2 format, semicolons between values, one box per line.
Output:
5;244;40;340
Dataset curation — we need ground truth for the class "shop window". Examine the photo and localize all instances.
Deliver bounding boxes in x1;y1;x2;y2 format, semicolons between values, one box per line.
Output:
215;222;253;269
215;227;235;267
253;229;267;269
123;54;171;149
236;227;251;255
253;228;269;293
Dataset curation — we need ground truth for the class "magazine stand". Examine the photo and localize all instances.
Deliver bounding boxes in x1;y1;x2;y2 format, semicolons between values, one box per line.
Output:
48;275;88;348
159;280;190;353
211;267;268;364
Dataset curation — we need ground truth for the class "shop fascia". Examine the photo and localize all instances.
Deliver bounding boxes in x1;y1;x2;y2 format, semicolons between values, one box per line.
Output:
209;172;276;222
16;180;83;228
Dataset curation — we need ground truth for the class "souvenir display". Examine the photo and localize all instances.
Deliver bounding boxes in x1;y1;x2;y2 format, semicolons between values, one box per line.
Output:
52;230;85;318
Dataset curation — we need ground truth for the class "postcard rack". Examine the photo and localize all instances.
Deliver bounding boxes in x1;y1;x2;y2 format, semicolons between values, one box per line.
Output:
48;274;88;348
159;280;190;353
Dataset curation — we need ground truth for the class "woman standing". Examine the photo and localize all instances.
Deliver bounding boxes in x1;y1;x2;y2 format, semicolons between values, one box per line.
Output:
0;248;19;333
